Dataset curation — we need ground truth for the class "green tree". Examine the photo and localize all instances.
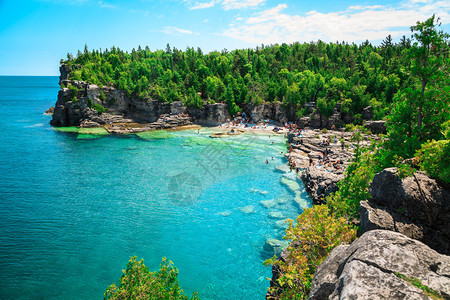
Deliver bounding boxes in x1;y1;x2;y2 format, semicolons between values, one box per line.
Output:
408;15;449;130
105;256;199;300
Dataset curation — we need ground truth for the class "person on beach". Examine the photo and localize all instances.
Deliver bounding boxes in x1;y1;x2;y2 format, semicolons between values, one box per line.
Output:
309;157;313;166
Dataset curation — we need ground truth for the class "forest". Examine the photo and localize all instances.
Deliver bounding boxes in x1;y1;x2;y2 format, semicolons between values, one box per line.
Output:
64;32;417;120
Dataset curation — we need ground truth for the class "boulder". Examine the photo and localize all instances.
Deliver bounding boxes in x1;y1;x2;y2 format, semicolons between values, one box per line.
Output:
308;230;450;300
362;106;374;120
300;167;344;205
45;106;54;115
361;168;450;255
364;120;387;134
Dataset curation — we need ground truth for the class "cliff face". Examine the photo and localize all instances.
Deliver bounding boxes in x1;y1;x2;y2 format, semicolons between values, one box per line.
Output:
50;79;231;127
309;230;450;299
305;169;450;300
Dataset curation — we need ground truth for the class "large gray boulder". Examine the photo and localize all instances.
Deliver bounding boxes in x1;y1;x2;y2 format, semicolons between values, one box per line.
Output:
300;167;344;204
308;230;450;300
361;168;450;255
364;120;387;134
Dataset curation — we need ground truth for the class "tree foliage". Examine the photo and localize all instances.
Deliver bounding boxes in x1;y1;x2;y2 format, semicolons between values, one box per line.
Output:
65;36;419;117
264;205;356;299
104;256;199;300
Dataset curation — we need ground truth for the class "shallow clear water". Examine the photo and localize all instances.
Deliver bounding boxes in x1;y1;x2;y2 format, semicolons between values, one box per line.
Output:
0;76;311;299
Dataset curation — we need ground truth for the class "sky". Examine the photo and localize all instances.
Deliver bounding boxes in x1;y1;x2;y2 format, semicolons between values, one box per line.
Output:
0;0;449;75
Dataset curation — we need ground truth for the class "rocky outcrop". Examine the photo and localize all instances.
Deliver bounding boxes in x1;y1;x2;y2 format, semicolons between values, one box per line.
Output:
51;80;230;129
364;120;387;134
288;129;372;204
300;167;343;204
308;230;450;300
59;64;80;84
187;103;230;126
44;106;54;115
242;102;293;123
360;168;450;255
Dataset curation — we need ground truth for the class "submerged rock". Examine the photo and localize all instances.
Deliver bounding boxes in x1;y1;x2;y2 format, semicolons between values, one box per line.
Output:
293;194;310;210
264;238;289;257
308;230;450;300
268;212;284;219
218;211;231;217
277;197;290;204
249;188;269;195
239;205;255;214
275;164;291;173
280;177;301;194
275;219;289;230
260;199;278;209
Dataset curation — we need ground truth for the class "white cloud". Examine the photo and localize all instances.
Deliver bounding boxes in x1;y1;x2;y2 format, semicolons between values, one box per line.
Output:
97;1;117;9
222;1;450;45
186;0;265;10
162;26;198;35
222;0;265;10
348;5;383;10
191;0;217;10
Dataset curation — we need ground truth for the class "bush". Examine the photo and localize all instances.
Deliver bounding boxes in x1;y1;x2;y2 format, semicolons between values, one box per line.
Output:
94;103;107;114
264;205;356;299
105;256;199;300
416;139;450;183
99;90;107;101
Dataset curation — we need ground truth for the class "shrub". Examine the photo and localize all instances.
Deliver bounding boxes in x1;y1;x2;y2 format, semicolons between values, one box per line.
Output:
99;90;107;101
105;256;199;300
416;139;450;184
94;103;107;114
321;128;328;133
264;205;356;299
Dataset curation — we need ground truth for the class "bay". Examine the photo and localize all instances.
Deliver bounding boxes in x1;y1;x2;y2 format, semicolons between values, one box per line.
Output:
0;76;311;299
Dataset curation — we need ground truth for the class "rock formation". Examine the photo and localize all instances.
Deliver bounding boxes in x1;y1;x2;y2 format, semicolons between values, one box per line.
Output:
360;167;450;255
308;230;450;300
50;79;230;130
288;129;373;204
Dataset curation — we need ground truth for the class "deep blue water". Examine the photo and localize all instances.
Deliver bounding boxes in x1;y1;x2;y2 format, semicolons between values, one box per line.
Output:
0;76;311;299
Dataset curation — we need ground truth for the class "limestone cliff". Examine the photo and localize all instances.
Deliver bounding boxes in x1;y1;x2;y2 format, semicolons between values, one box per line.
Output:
51;79;230;128
309;230;450;299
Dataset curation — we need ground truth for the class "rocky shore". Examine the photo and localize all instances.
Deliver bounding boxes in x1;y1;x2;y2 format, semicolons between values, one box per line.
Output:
286;129;375;204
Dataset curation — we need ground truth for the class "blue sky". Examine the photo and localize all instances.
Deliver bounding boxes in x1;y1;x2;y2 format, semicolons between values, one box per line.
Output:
0;0;449;75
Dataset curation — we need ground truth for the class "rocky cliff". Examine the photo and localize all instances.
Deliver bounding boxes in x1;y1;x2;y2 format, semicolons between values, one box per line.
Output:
360;167;450;255
305;168;450;299
51;79;231;129
309;230;450;300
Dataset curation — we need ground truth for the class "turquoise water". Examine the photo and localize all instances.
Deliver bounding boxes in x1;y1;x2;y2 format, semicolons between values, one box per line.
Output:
0;76;311;299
